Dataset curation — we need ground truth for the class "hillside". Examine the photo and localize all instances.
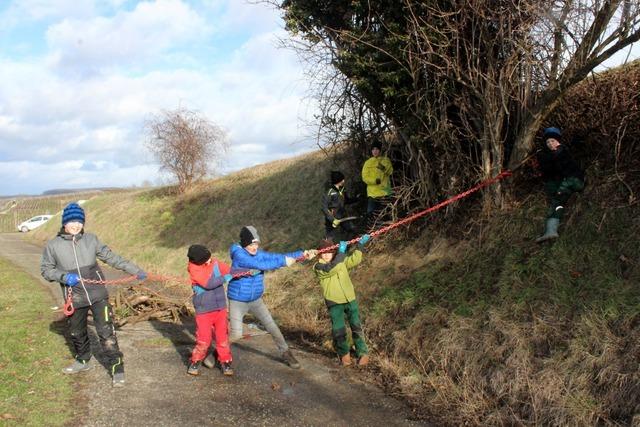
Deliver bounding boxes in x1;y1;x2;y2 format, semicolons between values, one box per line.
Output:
29;73;640;424
0;190;127;233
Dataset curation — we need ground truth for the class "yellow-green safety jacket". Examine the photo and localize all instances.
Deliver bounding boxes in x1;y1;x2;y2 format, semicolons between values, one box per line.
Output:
313;249;362;304
361;156;393;198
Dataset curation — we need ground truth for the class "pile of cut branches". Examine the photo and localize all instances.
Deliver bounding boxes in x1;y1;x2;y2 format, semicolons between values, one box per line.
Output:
111;285;193;326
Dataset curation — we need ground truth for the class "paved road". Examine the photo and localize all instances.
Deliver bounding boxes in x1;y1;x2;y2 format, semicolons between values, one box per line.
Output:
0;232;427;427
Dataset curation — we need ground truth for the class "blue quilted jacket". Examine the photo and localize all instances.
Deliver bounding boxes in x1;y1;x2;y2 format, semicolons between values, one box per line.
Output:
228;243;303;302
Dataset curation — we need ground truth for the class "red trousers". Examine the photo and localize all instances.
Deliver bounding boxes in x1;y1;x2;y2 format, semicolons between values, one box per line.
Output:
191;308;232;363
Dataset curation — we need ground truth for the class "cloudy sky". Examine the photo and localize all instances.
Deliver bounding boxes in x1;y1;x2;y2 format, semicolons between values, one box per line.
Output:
1;1;638;196
0;0;317;195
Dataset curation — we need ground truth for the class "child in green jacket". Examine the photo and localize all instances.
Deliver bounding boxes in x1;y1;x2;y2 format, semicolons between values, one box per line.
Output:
313;235;371;366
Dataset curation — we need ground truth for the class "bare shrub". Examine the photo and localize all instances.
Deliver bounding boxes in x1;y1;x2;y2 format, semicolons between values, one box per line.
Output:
145;108;229;193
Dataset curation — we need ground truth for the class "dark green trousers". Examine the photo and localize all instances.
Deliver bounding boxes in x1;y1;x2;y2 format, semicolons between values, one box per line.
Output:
327;300;368;357
545;177;584;220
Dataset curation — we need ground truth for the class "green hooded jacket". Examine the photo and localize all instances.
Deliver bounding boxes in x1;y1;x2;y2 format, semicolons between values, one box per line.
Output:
313;249;362;304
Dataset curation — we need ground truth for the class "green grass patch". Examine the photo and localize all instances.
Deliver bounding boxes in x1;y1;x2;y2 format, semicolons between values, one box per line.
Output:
0;257;73;426
368;197;639;322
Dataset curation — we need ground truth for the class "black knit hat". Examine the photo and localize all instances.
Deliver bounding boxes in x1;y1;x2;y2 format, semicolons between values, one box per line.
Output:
240;226;260;248
330;171;345;186
187;244;211;265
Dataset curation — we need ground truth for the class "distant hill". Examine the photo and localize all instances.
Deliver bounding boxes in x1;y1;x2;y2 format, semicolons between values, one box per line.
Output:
41;187;123;196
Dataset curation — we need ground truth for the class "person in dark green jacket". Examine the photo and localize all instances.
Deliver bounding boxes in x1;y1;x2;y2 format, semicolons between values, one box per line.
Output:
322;170;359;241
313;234;371;367
535;127;585;243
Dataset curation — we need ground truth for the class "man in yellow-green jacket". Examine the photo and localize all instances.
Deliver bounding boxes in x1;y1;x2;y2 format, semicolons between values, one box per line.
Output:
361;141;393;224
313;235;371;367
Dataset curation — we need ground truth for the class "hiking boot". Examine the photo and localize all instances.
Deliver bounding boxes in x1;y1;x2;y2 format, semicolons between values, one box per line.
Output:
62;359;92;374
112;372;125;387
282;350;301;369
535;218;560;243
357;354;370;367
340;353;352;367
220;362;234;376
187;361;201;376
203;354;216;369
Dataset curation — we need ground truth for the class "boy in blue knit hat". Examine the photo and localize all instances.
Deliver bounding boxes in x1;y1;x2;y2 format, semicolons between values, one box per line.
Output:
41;202;147;387
535;127;585;242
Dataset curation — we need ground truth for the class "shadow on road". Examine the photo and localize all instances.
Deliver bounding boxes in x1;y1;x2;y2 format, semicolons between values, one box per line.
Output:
49;315;116;373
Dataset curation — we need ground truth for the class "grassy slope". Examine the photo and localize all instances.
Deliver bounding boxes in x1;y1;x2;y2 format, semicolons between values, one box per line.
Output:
0;190;121;233
0;258;73;426
29;150;639;424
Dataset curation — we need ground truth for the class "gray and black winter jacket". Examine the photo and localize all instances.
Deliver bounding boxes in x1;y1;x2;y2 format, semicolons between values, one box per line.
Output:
41;229;142;308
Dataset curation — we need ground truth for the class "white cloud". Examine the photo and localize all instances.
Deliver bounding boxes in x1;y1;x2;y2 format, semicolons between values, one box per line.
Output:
0;1;318;195
1;0;97;24
46;0;211;75
213;0;283;35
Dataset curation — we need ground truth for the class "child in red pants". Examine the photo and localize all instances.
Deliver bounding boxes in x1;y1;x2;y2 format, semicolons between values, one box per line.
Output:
186;244;234;376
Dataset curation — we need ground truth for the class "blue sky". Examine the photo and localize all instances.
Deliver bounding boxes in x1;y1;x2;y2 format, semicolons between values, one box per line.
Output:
0;0;316;195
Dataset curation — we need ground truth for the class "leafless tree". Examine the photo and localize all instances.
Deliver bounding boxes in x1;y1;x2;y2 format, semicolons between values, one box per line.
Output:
145;108;229;193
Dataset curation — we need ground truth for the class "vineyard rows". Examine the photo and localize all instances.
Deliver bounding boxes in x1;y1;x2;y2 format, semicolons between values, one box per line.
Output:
0;191;114;233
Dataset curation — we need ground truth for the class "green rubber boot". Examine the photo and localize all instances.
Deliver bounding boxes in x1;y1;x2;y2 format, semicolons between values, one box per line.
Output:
535;218;560;243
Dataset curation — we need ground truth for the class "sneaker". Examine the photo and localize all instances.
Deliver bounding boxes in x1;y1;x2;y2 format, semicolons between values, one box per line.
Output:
357;354;370;367
62;359;92;374
112;372;125;387
340;353;352;367
187;361;201;376
220;362;234;376
202;354;216;369
282;350;301;369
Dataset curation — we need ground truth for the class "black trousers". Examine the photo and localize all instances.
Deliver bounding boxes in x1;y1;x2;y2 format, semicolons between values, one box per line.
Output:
67;299;124;374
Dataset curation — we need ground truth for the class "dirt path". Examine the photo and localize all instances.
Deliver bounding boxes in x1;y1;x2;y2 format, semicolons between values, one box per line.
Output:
0;233;427;427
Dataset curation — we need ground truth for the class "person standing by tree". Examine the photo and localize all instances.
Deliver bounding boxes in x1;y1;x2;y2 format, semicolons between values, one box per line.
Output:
41;203;147;387
535;127;585;243
361;140;393;229
322;170;359;241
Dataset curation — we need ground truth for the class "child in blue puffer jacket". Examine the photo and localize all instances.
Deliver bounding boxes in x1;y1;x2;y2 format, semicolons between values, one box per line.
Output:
228;226;316;369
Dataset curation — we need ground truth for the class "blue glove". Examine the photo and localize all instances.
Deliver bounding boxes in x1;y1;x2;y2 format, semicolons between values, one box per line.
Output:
359;234;371;246
64;273;79;287
223;273;233;283
338;241;347;254
136;271;147;281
